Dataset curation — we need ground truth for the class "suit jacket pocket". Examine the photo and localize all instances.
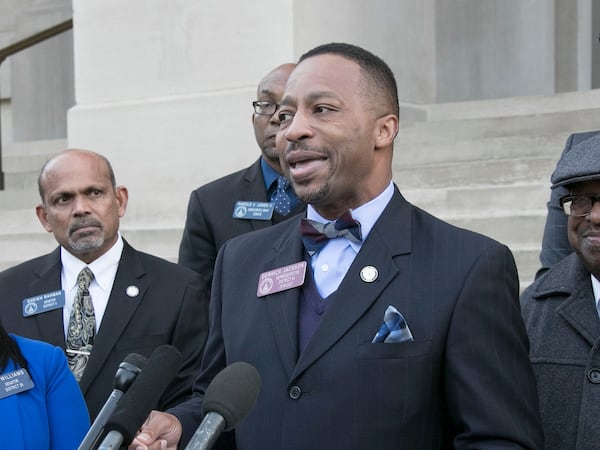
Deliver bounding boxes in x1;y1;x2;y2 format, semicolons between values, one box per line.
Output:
356;339;432;360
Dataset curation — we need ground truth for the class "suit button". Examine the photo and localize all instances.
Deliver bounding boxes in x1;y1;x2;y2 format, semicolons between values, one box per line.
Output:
289;385;302;399
588;369;600;384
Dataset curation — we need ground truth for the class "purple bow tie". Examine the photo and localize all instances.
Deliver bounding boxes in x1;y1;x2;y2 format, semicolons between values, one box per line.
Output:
300;211;362;256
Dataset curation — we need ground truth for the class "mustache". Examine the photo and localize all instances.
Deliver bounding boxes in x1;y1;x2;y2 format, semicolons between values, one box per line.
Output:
68;218;103;235
286;141;312;152
285;142;331;159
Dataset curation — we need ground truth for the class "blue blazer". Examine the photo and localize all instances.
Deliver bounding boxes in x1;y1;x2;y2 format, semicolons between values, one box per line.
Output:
1;335;89;450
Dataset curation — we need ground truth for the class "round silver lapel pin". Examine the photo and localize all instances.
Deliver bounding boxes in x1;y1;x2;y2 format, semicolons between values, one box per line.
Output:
360;266;378;283
126;285;140;298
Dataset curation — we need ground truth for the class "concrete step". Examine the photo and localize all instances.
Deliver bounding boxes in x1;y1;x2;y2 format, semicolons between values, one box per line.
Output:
400;183;549;218
3;139;65;172
0;209;56;271
0;184;39;208
513;247;543;291
395;132;568;166
0;220;182;271
446;214;545;249
119;227;182;263
400;88;600;122
2;208;41;233
397;107;600;143
394;155;556;188
0;231;57;271
0;138;65;207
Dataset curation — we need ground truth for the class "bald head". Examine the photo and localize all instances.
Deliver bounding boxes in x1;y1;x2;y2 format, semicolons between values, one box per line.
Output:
35;149;128;263
256;63;296;98
252;63;296;173
38;149;116;202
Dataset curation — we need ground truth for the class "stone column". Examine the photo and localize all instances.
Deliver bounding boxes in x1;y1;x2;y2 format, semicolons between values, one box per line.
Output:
69;0;295;230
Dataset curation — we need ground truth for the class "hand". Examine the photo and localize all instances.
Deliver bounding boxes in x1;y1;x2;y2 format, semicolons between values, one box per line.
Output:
128;410;182;450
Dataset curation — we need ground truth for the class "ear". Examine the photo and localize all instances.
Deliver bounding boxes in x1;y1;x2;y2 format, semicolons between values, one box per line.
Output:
115;186;129;218
35;204;53;233
374;114;399;150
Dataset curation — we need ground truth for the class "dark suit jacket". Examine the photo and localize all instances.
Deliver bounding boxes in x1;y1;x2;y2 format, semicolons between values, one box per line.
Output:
172;187;543;449
0;240;209;421
178;158;305;292
537;131;600;278
521;254;600;450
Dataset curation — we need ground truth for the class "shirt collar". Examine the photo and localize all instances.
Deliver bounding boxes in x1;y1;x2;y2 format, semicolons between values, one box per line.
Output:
260;157;281;192
306;181;394;248
591;273;600;307
61;234;124;293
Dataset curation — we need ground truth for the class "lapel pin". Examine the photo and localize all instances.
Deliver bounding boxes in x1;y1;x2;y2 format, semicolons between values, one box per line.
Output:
360;266;378;283
126;285;140;298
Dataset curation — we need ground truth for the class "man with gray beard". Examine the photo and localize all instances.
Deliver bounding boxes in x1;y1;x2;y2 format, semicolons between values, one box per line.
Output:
0;149;209;422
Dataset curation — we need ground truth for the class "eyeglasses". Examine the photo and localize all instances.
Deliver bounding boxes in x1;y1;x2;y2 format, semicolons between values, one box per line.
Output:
560;194;600;216
252;101;279;116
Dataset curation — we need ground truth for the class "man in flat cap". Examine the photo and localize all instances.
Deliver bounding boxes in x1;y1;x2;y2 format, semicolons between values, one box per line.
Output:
536;131;599;278
521;133;600;450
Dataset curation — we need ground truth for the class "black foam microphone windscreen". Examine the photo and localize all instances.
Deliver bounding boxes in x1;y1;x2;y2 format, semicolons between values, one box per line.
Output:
113;352;147;391
201;361;261;431
101;345;182;446
78;352;148;450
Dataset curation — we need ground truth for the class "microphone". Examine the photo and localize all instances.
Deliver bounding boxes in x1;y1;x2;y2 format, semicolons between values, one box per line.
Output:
78;352;147;450
184;361;261;450
97;345;183;450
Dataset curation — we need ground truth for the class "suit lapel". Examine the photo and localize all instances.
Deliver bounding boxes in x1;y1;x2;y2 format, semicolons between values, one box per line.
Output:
534;256;600;347
79;241;147;393
557;270;600;347
292;188;412;379
263;222;306;379
242;159;273;232
28;248;66;348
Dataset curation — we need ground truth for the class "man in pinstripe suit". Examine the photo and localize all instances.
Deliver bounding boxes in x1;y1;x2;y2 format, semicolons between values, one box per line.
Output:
133;42;543;450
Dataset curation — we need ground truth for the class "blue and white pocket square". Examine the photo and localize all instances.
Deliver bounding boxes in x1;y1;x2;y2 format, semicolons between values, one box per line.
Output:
372;305;414;343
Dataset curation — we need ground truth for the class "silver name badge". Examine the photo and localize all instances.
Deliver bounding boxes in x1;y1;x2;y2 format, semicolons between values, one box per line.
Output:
0;368;34;399
22;290;65;317
233;201;274;220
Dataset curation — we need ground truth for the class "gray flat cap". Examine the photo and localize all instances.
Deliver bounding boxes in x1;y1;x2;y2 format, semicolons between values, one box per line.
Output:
551;133;600;189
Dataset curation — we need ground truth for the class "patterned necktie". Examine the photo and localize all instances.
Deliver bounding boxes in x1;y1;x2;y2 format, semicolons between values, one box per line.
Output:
271;175;292;216
301;210;362;256
66;267;95;381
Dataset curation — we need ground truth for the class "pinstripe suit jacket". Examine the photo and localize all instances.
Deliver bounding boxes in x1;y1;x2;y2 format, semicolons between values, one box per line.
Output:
172;186;543;449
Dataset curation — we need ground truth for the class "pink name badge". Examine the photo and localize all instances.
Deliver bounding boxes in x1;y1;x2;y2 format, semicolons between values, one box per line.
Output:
257;261;307;297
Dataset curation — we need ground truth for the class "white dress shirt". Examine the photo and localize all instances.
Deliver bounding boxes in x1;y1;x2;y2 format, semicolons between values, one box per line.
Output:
61;234;124;336
591;274;600;320
307;182;394;298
